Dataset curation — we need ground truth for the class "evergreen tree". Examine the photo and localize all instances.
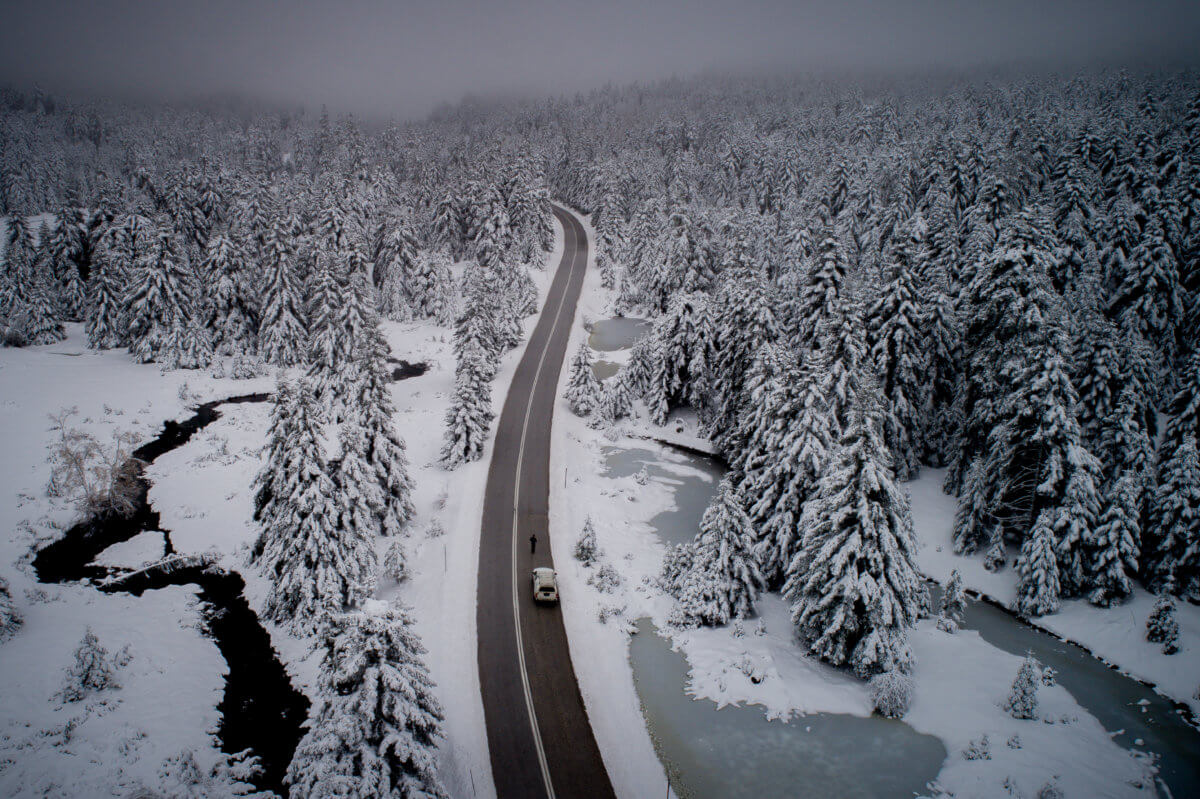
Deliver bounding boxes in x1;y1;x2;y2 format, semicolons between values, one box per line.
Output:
1003;657;1040;720
937;569;967;633
867;242;927;480
306;254;348;408
1088;470;1142;607
441;346;494;468
251;375;298;545
707;268;778;444
257;380;369;632
86;249;127;349
286;607;446;799
205;234;258;356
574;517;599;566
921;282;961;467
127;232;192;365
1111;217;1182;357
645;292;712;425
1015;511;1062;617
353;322;416;536
564;341;602;416
59;627;120;702
784;397;922;676
1146;590;1181;654
673;478;764;626
739;353;832;585
258;220;307;367
1147;434;1200;596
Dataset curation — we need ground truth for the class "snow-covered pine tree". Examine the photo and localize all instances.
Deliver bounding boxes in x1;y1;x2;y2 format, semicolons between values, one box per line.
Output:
285;606;446;799
258;219;307;367
673;478;764;626
1146;589;1181;654
1088;470;1142;607
564;341;602;416
251;375;297;546
739;351;833;586
205;234;257;356
937;569;967;633
1003;656;1040;720
329;418;381;595
784;394;922;676
1015;510;1062;617
707;267;778;444
127;232;192;365
867;239;927;480
574;517;599;566
441;344;494;469
257;379;369;632
1111;216;1182;358
352;321;416;536
86;243;127;349
594;373;634;426
921;283;961;467
59;627;120;702
1147;434;1200;596
645;292;712;426
306;253;348;408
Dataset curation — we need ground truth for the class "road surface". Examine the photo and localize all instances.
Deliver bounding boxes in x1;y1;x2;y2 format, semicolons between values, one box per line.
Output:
476;206;618;799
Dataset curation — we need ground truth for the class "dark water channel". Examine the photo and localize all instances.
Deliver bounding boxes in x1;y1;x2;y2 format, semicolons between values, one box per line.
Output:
30;360;428;794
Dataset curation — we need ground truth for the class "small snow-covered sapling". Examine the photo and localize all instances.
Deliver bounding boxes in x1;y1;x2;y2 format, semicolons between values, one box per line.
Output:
1146;592;1181;655
962;734;991;760
936;569;967;634
58;627;122;702
1003;656;1041;720
574;517;599;566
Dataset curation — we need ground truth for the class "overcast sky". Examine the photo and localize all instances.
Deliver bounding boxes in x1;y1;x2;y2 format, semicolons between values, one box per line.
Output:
1;0;1198;119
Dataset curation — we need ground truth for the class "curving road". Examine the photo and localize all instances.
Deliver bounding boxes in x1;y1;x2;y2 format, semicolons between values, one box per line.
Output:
476;207;617;799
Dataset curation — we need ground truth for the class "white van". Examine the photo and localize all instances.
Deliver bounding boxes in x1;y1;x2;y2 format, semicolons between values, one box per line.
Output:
531;567;559;603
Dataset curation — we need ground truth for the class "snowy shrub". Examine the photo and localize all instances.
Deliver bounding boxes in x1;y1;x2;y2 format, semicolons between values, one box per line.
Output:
229;352;263;380
1037;780;1065;799
589;564;622;593
870;670;914;718
754;619;767;636
634;465;649;486
1146;593;1180;654
383;540;408;582
1041;666;1057;687
1006;734;1022;749
597;604;625;625
426;518;446;538
0;576;23;643
46;409;143;520
961;734;991;761
935;614;958;634
732;620;745;638
574;517;599;566
158;749;260;798
58;627;121;702
1003;657;1041;720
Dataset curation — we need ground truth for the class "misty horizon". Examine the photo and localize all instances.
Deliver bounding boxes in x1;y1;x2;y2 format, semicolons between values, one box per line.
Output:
2;0;1199;121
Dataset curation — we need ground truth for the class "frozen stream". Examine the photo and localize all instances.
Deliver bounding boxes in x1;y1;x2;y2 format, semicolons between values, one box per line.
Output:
602;438;1200;797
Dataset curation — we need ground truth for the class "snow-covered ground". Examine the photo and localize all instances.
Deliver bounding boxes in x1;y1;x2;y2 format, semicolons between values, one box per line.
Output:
0;222;563;797
910;469;1200;718
549;229;1166;798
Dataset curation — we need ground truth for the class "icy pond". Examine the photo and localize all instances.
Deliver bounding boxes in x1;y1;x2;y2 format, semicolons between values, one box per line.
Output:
588;316;652;352
602;441;1200;797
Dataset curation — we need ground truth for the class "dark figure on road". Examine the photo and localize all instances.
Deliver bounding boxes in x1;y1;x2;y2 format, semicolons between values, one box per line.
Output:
530;534;537;554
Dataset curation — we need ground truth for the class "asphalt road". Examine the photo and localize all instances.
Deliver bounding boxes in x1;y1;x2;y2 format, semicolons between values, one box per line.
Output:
476;207;618;799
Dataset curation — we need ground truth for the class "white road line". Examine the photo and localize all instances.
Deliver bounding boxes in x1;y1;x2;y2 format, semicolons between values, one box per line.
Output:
510;208;582;799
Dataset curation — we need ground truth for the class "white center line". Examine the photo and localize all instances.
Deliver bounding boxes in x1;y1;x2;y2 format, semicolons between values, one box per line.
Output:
510;208;582;799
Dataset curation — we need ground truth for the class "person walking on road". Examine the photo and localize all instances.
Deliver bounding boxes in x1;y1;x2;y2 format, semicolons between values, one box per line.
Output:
530;533;537;554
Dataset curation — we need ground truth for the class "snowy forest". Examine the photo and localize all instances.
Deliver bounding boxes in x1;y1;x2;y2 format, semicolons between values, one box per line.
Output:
2;62;1199;797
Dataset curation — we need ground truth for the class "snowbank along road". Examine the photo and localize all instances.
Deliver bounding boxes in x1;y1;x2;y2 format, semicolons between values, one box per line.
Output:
476;206;617;799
